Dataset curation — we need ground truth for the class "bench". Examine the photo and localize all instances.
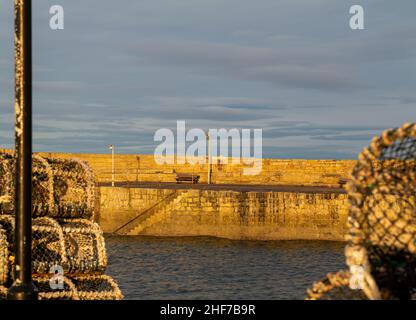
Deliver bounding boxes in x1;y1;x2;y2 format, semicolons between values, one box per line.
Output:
338;178;351;188
175;173;200;184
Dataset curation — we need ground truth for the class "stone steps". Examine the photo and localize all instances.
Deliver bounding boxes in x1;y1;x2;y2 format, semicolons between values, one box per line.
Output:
116;191;185;235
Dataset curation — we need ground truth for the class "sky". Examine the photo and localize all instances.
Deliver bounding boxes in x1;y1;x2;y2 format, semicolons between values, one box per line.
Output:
0;0;415;159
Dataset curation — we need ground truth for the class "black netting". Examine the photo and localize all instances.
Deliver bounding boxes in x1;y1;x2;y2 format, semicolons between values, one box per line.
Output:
0;153;96;219
306;123;416;300
71;275;123;300
32;218;67;274
0;215;107;276
61;219;107;274
0;215;66;275
31;275;123;300
0;152;121;300
0;217;121;300
34;275;79;300
347;124;416;299
46;158;96;219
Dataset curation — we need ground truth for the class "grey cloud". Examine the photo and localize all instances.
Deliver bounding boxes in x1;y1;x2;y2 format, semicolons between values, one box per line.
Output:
1;0;414;158
293;105;332;110
264;124;385;140
34;81;114;93
0;113;13;124
222;104;284;110
139;96;283;122
128;40;360;90
33;96;282;126
310;134;376;142
137;105;277;122
127;18;416;91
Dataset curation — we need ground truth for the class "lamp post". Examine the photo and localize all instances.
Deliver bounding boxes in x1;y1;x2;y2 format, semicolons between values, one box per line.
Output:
108;144;115;187
136;156;140;182
206;132;212;184
7;0;38;300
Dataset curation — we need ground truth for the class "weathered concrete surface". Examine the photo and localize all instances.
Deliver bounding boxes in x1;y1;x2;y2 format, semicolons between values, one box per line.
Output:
99;187;349;241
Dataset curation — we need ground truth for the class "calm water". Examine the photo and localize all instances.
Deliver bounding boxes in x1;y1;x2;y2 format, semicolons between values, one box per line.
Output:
105;235;345;300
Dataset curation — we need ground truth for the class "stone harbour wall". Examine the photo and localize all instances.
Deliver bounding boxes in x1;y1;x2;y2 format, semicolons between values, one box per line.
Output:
99;187;349;241
0;150;353;240
0;150;356;187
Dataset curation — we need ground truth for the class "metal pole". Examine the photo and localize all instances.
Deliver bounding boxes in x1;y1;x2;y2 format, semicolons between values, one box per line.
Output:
136;156;140;182
112;146;115;187
7;0;38;300
206;132;212;184
108;145;115;187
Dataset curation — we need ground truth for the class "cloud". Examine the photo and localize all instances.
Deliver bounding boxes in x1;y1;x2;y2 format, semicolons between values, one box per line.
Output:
125;15;416;91
263;123;386;140
293;105;332;110
310;134;376;142
34;81;114;93
0;59;9;67
137;96;284;122
0;0;415;158
128;39;361;91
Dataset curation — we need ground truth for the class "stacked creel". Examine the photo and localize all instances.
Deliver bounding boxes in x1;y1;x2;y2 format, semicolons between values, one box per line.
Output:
0;153;122;300
344;123;416;300
0;226;7;292
0;153;96;219
306;123;416;300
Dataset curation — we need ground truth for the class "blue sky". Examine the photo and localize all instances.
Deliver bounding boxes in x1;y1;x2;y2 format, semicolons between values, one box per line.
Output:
0;0;415;158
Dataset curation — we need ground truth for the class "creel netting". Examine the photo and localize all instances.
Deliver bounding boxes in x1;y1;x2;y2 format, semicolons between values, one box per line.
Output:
345;122;416;299
0;154;121;299
306;123;416;300
0;215;107;275
0;153;96;219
